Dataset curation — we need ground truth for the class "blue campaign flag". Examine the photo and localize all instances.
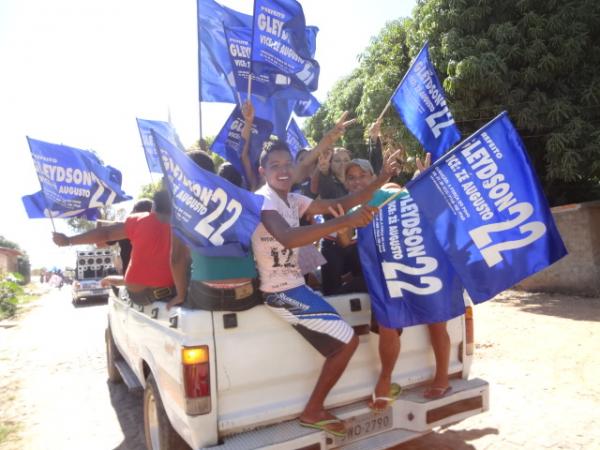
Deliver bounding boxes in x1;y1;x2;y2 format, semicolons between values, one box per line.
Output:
252;0;320;92
22;191;101;220
210;105;273;180
357;191;466;328
286;118;308;159
153;131;264;257
136;118;185;174
294;93;320;117
391;42;461;161
197;0;252;103
25;137;132;219
406;112;567;303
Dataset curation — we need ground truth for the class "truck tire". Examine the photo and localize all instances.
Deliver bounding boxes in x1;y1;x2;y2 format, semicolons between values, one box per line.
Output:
105;327;122;383
144;374;189;450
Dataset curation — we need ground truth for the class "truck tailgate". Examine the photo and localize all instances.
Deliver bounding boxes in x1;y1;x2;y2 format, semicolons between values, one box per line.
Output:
212;292;466;435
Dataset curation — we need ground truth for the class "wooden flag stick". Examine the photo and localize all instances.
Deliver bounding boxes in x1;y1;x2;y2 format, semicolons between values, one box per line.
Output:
377;100;392;122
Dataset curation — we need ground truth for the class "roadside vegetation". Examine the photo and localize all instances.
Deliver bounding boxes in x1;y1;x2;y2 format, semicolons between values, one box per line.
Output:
0;273;39;321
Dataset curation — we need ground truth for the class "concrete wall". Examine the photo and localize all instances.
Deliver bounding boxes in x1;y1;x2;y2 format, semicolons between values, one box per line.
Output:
517;200;600;296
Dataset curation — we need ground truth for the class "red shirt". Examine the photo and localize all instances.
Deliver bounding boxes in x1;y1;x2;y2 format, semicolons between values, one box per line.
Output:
124;212;174;287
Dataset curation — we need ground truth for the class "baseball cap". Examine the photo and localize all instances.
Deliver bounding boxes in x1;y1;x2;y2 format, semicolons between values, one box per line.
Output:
345;158;375;175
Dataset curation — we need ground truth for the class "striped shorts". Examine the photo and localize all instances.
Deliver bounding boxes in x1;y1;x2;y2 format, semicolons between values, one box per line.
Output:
263;285;354;357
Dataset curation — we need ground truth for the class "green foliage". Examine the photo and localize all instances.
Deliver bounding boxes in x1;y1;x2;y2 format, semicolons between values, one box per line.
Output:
306;0;600;205
0;277;24;318
138;180;164;201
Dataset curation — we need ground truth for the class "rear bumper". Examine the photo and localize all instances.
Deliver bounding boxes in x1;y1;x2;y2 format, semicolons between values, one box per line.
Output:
73;289;110;300
202;378;489;450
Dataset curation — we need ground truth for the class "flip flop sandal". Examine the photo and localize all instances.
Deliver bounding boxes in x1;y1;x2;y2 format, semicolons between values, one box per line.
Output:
423;385;452;399
369;382;402;412
299;418;347;438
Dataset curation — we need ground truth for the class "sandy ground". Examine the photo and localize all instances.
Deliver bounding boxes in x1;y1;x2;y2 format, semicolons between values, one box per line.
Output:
1;286;599;450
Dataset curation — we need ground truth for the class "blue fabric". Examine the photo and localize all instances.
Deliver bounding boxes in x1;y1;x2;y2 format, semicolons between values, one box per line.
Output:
391;42;461;161
136;118;185;174
197;0;252;103
153;130;264;257
406;112;567;302
224;25;319;102
294;94;320;117
286;118;309;159
210;105;273;182
23;137;131;219
357;195;466;328
22;191;100;219
251;0;320;92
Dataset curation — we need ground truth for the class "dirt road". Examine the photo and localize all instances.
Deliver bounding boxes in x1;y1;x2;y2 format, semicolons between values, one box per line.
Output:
1;286;599;450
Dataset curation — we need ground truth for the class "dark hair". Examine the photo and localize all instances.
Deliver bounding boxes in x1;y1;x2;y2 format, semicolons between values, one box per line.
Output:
132;199;153;213
259;140;292;168
218;162;243;187
187;150;215;174
153;190;171;216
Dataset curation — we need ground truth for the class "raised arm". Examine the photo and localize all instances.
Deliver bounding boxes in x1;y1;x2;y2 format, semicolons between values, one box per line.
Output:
310;148;332;195
240;100;259;191
53;223;127;247
167;231;191;310
305;149;401;216
261;204;377;249
291;111;357;184
368;118;384;175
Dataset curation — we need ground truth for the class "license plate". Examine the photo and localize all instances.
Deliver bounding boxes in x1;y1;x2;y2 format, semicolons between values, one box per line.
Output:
333;408;393;446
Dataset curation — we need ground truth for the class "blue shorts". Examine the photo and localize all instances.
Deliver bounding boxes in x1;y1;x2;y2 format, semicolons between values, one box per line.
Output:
263;285;354;357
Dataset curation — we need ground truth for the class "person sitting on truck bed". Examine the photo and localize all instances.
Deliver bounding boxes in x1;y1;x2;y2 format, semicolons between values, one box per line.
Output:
101;198;154;288
167;150;262;312
332;145;453;408
252;140;400;437
52;190;176;305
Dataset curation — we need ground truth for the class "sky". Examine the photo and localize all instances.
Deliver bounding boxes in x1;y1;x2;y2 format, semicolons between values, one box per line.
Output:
0;0;416;270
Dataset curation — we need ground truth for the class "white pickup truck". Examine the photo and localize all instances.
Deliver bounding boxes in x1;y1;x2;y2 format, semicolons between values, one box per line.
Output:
106;289;489;450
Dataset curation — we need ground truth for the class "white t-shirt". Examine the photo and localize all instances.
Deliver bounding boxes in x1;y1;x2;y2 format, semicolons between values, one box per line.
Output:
252;184;313;293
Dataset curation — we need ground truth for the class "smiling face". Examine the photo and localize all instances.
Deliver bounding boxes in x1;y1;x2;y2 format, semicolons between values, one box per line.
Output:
345;165;375;193
260;148;294;196
331;148;351;180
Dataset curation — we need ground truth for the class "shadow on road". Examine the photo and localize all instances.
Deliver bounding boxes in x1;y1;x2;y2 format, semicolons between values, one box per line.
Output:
107;381;145;450
395;426;499;449
503;291;600;322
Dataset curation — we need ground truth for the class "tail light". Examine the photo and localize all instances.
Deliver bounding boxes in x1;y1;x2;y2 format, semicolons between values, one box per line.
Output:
465;306;474;355
181;346;211;415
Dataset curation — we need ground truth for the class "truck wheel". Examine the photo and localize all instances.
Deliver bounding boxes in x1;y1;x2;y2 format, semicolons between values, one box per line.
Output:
105;327;122;383
144;374;189;450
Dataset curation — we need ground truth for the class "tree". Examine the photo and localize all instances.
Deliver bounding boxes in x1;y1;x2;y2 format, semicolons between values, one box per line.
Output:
306;0;600;205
